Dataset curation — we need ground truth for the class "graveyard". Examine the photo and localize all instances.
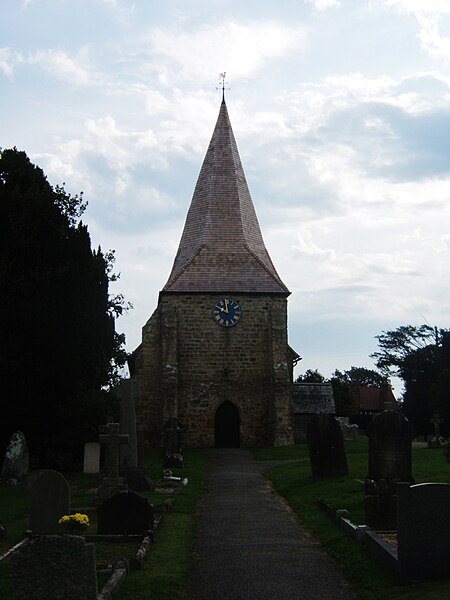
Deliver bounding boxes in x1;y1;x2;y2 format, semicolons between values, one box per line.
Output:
0;446;207;600
2;427;450;599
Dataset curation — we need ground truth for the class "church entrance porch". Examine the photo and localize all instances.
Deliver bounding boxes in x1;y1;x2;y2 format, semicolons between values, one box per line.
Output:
215;401;240;448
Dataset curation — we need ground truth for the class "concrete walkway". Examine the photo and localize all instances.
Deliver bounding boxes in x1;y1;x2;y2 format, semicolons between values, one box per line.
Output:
187;449;359;600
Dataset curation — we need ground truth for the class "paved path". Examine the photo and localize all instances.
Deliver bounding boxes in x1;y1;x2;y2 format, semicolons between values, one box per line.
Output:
187;449;359;600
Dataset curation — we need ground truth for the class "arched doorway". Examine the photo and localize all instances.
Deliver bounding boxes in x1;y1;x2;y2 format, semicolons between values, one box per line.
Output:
215;401;240;448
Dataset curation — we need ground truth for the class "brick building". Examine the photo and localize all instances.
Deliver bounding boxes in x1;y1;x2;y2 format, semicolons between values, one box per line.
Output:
129;99;296;448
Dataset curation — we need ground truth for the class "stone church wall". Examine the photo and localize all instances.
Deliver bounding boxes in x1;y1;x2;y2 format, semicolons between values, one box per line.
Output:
132;293;294;447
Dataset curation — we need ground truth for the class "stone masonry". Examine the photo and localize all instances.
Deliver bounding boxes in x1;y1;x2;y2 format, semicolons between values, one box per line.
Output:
133;293;293;447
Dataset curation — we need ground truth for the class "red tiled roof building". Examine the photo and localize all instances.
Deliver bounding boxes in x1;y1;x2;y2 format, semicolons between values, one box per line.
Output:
130;99;295;447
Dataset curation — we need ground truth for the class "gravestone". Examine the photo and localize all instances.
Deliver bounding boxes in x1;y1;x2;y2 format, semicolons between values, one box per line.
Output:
164;418;184;468
137;425;146;470
97;490;154;535
83;442;100;474
98;421;129;500
29;470;70;533
397;482;450;580
336;417;359;441
117;379;138;469
428;413;445;448
306;414;348;478
1;430;29;485
116;382;153;490
365;410;414;529
11;535;97;600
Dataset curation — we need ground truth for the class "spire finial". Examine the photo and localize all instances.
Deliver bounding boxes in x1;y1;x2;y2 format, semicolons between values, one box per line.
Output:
217;72;229;103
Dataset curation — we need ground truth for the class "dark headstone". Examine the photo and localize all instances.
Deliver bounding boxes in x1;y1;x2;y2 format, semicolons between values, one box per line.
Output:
164;418;181;454
29;470;70;533
306;414;348;478
367;410;414;483
397;482;450;580
97;490;154;535
11;535;97;600
1;430;29;485
365;410;414;529
164;417;184;468
98;421;129;500
137;426;145;470
117;379;138;469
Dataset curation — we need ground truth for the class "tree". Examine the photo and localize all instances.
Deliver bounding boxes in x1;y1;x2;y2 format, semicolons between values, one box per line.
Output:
295;369;325;383
371;325;450;435
331;366;389;387
0;148;129;466
370;325;443;377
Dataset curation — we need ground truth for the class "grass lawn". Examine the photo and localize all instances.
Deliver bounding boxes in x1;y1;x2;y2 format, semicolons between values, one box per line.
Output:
0;448;208;600
257;438;450;600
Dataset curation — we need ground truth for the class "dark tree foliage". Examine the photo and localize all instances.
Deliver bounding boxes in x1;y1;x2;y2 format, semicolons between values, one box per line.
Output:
371;325;444;377
331;366;389;387
295;369;325;383
371;325;450;435
0;148;128;467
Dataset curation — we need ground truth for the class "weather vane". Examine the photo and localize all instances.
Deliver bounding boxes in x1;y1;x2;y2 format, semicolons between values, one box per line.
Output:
216;72;230;102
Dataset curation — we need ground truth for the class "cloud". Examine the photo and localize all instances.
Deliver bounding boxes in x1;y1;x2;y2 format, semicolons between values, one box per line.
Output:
416;13;450;60
381;1;450;60
382;0;450;14
306;0;341;10
0;48;14;77
143;21;307;85
292;230;336;260
26;49;93;86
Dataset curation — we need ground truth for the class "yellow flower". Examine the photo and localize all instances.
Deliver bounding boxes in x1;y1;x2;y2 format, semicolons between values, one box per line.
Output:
58;513;90;531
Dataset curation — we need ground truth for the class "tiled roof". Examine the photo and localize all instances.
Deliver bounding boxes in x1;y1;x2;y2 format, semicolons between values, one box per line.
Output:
163;100;289;294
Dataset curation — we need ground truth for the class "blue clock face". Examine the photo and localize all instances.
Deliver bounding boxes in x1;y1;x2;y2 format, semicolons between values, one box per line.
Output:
212;299;241;327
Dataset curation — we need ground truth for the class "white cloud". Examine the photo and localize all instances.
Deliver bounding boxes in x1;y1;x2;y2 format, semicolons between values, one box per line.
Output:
306;0;341;10
0;48;14;77
145;21;307;85
416;13;450;60
26;49;93;86
292;230;336;260
382;0;450;14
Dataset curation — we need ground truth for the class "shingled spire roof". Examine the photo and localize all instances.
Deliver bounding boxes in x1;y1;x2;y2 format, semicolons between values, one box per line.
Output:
162;99;289;295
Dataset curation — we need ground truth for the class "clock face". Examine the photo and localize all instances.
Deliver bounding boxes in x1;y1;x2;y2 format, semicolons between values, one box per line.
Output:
212;298;241;327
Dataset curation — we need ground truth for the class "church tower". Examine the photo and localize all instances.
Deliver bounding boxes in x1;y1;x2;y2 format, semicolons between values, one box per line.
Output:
130;98;295;447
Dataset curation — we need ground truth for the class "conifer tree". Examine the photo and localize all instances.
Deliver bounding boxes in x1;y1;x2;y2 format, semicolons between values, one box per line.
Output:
0;148;128;467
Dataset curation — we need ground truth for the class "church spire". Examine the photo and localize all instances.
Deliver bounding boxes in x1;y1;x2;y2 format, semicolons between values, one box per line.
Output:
162;100;289;294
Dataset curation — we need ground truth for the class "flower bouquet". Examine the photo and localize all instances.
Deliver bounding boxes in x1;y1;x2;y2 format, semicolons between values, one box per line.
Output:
58;513;90;535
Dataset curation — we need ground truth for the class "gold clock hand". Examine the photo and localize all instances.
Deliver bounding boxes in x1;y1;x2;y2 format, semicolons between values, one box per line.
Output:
223;299;229;313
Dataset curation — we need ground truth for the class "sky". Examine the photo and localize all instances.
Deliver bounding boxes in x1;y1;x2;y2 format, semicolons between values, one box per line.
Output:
2;0;450;397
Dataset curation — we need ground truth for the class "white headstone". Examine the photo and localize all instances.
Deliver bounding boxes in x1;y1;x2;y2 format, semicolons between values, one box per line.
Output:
83;442;100;474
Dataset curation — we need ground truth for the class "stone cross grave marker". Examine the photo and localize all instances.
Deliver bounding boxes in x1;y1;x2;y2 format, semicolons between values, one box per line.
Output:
365;410;414;529
11;535;97;600
83;442;100;474
117;379;138;470
430;413;444;437
29;470;70;534
98;490;154;535
98;421;129;500
1;430;29;485
306;414;348;478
